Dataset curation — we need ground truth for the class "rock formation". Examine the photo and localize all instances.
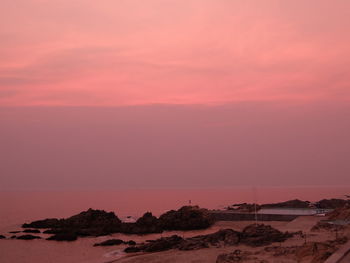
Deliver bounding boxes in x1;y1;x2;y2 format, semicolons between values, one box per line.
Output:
22;206;214;240
125;225;292;253
17;235;41;240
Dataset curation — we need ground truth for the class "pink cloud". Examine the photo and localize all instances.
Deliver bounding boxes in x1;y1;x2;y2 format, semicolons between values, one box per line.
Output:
1;0;350;106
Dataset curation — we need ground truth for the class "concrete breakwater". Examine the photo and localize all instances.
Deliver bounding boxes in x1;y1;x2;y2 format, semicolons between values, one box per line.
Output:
210;211;298;221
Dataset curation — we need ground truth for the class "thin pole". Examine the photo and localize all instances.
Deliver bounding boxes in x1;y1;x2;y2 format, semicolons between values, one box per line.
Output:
253;187;258;226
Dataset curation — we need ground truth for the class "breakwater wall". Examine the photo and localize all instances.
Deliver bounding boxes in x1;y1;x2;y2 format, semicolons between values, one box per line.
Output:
210;211;298;221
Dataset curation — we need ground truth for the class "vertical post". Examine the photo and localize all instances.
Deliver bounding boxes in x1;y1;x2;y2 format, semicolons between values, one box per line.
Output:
253;187;258;226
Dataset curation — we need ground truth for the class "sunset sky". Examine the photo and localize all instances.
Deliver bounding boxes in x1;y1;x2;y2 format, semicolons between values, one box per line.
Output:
1;0;350;190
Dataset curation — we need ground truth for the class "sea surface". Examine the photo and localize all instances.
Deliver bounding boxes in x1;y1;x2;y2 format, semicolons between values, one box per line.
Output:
1;186;350;263
1;186;350;231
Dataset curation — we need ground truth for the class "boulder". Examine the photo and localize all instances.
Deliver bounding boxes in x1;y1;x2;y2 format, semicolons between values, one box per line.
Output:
24;209;122;237
125;229;241;253
124;246;141;253
316;199;349;209
22;218;62;228
93;239;124;246
241;224;292;246
180;229;240;250
47;233;77;241
0;235;5;239
120;212;162;234
17;235;41;240
158;206;214;230
126;240;136;246
23;229;40;233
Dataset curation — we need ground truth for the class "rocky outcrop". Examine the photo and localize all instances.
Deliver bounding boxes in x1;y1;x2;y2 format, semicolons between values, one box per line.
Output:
17;235;41;240
93;239;135;247
327;204;350;220
24;209;122;238
93;239;124;246
158;206;214;230
120;212;162;234
315;199;350;209
125;235;184;253
241;224;292;247
23;229;40;233
180;229;240;250
46;233;77;241
22;218;62;228
311;221;345;232
261;199;310;209
22;206;213;240
125;225;291;253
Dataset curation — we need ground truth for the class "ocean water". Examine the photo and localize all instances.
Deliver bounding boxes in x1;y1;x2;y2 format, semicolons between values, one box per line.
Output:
1;186;350;263
1;186;350;230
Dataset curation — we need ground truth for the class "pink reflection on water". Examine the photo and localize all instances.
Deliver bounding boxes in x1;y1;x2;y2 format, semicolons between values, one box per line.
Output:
1;186;350;230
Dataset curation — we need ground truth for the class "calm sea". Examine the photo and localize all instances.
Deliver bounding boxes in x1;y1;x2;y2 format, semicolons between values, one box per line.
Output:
1;186;350;230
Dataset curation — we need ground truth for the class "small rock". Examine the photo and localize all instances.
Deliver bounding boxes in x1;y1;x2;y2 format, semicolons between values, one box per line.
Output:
93;239;124;246
23;229;41;233
125;240;136;246
17;235;41;240
47;233;77;241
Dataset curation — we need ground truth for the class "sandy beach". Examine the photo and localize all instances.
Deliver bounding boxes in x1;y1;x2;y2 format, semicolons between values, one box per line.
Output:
1;215;348;263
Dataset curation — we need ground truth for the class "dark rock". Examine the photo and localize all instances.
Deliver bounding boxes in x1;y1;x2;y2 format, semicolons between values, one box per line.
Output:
261;199;310;209
11;235;17;239
227;203;261;212
158;206;214;231
120;212;162;234
22;218;62;229
327;204;350;220
43;229;60;234
216;250;252;263
22;206;214;240
189;229;240;246
94;239;124;246
0;235;5;239
125;229;241;253
23;229;41;233
241;224;292;246
47;233;77;241
124;235;184;253
311;221;345;232
124;246;141;253
126;240;136;246
315;199;350;209
24;209;122;237
17;234;41;240
9;231;21;234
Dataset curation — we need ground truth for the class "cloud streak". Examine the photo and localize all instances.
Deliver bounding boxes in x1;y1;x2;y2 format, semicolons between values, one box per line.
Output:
1;0;350;106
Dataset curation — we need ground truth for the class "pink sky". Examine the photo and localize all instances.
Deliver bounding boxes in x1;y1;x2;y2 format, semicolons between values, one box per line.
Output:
1;1;350;190
1;0;350;106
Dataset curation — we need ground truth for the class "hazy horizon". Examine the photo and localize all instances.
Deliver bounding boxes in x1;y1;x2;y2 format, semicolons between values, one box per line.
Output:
1;101;349;190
